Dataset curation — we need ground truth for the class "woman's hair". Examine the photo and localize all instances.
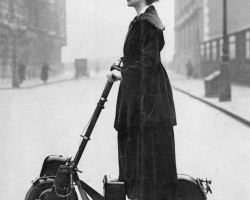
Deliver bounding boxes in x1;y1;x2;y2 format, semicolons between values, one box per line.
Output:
146;0;159;5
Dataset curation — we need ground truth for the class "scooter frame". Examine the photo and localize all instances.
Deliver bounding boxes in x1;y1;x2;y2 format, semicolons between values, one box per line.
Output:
66;63;123;200
26;62;212;200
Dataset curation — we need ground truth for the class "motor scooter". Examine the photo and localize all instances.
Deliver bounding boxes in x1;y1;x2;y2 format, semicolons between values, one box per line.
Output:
25;62;212;200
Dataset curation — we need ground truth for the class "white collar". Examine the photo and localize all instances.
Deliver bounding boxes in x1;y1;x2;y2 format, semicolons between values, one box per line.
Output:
138;5;150;16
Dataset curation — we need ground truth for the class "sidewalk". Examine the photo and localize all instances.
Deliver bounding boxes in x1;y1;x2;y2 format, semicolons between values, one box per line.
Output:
0;70;75;90
168;70;250;127
1;69;249;127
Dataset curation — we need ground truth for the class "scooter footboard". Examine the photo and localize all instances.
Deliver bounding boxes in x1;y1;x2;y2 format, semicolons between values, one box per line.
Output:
103;175;126;200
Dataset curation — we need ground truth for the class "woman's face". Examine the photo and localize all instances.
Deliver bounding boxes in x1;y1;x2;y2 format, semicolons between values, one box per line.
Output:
127;0;145;8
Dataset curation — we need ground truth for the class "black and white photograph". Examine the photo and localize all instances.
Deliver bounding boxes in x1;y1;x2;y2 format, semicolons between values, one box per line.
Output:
0;0;250;200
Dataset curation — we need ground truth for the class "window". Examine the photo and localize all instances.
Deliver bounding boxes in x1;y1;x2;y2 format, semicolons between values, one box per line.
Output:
0;0;9;22
205;42;210;61
13;1;26;24
219;39;223;59
0;36;4;59
246;31;250;59
212;41;217;60
229;35;236;59
200;44;205;59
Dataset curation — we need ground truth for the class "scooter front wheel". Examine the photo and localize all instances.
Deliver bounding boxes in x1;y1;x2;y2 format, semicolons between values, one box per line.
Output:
25;177;78;200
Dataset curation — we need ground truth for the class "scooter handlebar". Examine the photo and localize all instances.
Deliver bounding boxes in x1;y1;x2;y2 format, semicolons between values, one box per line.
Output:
110;60;122;72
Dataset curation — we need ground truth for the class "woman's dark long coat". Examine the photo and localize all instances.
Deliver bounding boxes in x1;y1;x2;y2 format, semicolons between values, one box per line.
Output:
114;6;177;132
115;6;178;200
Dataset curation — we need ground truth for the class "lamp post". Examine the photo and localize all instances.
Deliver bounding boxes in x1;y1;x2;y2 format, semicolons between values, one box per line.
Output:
11;27;20;88
219;0;231;101
9;0;20;88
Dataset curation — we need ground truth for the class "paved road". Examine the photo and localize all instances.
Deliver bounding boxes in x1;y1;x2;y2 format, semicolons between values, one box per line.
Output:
0;71;249;200
173;89;250;200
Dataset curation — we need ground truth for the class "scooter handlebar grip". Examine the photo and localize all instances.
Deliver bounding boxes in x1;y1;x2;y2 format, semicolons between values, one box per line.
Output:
110;64;121;72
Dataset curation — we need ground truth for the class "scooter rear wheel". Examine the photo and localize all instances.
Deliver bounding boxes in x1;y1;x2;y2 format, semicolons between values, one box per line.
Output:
25;177;78;200
177;174;206;200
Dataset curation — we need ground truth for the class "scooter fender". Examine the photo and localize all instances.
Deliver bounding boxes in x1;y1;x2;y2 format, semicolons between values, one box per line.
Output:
39;155;70;177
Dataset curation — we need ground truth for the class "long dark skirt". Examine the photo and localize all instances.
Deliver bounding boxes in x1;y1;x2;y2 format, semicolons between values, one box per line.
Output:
118;126;177;200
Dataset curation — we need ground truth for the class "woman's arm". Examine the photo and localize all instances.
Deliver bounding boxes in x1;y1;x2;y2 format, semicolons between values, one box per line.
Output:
121;21;160;88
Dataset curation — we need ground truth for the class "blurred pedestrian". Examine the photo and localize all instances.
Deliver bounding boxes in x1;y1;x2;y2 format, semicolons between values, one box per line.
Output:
106;0;177;200
18;63;26;84
186;60;193;78
40;63;50;83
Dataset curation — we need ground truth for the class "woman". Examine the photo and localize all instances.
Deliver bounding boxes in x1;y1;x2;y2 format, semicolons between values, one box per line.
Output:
107;0;177;199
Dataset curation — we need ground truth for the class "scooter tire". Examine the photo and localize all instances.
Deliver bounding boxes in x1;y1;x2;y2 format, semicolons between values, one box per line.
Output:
25;177;78;200
177;175;206;200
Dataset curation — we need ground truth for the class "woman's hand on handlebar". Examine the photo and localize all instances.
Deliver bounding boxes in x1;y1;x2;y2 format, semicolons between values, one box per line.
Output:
106;70;123;82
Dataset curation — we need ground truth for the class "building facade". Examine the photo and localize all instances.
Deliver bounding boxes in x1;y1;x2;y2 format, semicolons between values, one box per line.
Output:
174;0;203;77
174;0;250;83
0;0;66;80
207;0;250;40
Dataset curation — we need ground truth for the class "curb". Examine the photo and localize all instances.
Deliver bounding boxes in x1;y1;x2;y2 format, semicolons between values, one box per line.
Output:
0;77;74;90
172;85;250;128
20;77;75;89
